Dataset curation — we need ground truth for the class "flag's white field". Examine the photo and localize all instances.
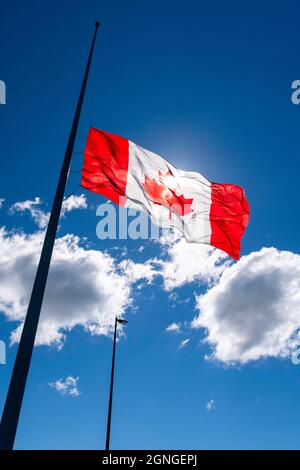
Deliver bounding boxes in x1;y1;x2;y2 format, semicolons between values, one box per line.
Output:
126;141;212;244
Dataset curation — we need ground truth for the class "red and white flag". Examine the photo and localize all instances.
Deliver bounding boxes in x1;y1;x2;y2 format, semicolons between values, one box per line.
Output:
81;128;250;259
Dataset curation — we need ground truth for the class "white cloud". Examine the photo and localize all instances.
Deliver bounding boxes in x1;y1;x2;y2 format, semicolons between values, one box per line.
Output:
166;322;181;333
0;198;5;209
118;259;155;284
6;195;300;369
9;194;87;229
192;247;300;364
168;292;191;307
206;399;216;411
61;194;87;216
10;197;49;229
179;338;190;349
156;231;229;290
0;227;152;348
49;376;80;397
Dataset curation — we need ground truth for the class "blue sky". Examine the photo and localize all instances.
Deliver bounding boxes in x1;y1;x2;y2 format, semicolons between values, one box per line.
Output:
1;0;300;450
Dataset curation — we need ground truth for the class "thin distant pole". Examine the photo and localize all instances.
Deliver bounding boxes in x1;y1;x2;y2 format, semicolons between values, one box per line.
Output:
0;21;100;450
105;318;128;451
105;318;118;451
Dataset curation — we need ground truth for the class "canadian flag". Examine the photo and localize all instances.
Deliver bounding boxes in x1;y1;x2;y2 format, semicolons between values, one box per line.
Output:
81;128;250;259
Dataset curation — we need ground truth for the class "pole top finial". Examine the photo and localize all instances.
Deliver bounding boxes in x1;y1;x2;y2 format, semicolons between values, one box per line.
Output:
95;21;100;28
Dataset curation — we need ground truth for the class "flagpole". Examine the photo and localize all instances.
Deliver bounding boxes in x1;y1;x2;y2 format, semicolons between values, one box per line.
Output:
0;21;100;450
105;318;128;451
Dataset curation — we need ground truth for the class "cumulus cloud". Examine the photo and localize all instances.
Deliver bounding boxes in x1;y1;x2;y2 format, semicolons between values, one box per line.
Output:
156;231;229;290
6;195;300;369
179;338;190;349
166;322;181;333
192;247;300;364
61;194;87;216
0;227;153;348
9;194;87;229
206;399;216;411
49;376;80;397
118;259;155;284
10;197;49;229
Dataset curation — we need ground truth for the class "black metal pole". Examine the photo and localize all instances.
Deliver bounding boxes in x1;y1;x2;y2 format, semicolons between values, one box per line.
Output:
105;318;117;451
0;21;100;450
105;318;128;451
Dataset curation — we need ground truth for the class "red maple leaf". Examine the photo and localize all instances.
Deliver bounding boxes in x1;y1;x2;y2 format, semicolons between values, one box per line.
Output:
143;169;193;216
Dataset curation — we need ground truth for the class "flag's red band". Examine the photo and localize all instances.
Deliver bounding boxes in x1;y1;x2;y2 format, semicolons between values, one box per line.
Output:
81;128;129;206
210;182;250;260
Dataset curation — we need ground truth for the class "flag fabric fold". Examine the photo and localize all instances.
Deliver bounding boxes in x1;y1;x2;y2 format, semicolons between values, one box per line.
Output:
81;127;250;259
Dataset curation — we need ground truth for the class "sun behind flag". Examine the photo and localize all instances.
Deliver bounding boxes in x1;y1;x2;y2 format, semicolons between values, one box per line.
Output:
81;127;250;259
